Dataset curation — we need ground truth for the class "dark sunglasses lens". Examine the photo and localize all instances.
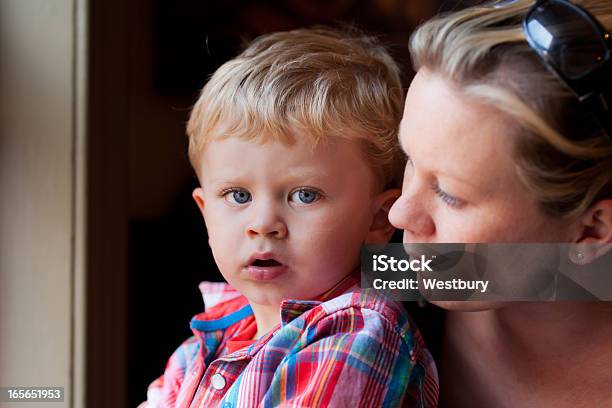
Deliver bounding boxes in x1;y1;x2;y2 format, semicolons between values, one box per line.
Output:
525;0;607;79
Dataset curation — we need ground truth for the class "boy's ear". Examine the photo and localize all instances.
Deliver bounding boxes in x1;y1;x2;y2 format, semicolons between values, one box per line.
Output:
192;187;206;216
569;199;612;264
365;188;401;244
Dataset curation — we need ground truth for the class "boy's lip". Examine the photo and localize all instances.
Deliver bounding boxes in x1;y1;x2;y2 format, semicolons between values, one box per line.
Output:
244;252;288;281
246;252;283;265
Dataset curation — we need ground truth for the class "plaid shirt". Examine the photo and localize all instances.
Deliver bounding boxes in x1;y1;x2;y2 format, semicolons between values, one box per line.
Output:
141;275;438;408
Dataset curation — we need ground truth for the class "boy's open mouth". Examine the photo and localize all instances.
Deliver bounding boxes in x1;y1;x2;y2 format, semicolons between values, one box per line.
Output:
252;259;282;267
245;254;288;281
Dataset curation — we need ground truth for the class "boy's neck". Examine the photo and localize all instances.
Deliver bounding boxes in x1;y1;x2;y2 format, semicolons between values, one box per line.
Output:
249;303;282;340
247;271;361;339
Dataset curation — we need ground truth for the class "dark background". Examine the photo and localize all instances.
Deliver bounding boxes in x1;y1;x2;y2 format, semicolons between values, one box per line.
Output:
86;1;474;406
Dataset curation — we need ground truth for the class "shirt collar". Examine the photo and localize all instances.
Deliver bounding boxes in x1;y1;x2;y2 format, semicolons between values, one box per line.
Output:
279;269;360;325
191;269;360;332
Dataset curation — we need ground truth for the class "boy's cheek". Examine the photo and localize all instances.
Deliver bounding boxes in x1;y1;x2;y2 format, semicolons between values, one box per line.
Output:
208;238;238;278
303;222;368;260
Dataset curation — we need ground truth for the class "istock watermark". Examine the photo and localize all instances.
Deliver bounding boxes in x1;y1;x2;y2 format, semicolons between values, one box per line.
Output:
361;243;612;301
372;254;434;272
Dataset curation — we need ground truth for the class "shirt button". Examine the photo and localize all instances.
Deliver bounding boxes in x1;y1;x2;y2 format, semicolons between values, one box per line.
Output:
211;373;226;390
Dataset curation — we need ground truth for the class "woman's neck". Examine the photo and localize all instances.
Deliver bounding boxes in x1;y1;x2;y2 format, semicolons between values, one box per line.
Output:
440;303;612;407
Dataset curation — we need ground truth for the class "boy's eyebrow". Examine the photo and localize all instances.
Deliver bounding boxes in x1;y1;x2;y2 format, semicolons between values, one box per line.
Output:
281;166;328;180
208;167;329;185
206;171;247;183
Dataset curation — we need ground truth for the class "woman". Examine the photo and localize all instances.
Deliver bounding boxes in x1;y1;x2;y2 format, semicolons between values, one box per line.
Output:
389;0;612;406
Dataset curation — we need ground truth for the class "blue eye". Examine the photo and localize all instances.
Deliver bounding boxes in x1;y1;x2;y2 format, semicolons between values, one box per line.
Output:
224;189;251;205
432;183;462;208
290;188;320;204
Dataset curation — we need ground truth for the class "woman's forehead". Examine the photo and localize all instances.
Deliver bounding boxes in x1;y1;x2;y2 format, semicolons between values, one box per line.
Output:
400;70;517;187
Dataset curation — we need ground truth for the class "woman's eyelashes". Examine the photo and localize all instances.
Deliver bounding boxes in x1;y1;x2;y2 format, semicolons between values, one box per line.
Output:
432;182;463;208
404;155;464;208
220;187;322;205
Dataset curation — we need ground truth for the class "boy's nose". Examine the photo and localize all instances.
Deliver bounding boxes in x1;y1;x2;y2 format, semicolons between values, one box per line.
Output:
389;189;435;241
246;206;288;240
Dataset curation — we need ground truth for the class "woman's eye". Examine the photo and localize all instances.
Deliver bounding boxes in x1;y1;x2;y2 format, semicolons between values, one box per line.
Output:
290;188;320;204
223;189;251;205
432;183;463;208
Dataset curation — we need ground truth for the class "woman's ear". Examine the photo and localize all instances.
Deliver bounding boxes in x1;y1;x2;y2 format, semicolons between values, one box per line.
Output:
192;187;206;216
365;188;401;244
570;199;612;264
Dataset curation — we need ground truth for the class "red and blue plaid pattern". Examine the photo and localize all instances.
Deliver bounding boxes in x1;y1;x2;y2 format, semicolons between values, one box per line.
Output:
141;277;438;407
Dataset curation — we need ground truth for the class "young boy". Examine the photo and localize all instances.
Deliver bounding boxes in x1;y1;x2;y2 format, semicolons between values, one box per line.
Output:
142;28;437;407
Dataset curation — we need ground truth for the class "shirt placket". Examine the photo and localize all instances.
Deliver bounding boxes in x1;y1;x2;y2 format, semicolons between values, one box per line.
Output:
174;349;206;408
189;350;251;408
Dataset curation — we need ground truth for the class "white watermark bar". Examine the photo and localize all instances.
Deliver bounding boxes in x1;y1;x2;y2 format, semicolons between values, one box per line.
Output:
0;387;64;402
361;243;612;301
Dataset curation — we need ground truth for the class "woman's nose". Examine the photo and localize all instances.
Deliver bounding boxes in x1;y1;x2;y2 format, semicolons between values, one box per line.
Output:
246;203;288;240
389;191;435;240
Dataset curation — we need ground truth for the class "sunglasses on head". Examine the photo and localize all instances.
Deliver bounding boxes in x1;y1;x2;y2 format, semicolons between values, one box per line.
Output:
522;0;612;140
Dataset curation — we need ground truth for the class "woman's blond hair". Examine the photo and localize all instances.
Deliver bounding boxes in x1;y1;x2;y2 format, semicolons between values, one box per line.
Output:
410;0;612;219
187;27;405;191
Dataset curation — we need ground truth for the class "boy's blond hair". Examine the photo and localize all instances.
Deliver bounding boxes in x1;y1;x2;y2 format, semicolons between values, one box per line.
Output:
187;27;405;191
